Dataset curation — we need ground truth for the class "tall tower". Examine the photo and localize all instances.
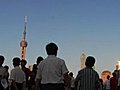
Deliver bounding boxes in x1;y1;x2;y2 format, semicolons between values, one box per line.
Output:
80;50;86;69
20;16;28;60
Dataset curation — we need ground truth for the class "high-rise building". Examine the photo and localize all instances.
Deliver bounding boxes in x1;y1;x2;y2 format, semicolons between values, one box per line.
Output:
80;50;86;69
116;60;120;70
114;60;120;78
20;16;28;60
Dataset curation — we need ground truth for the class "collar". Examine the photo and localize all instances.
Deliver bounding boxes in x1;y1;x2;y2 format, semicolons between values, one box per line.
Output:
47;55;56;58
14;66;20;69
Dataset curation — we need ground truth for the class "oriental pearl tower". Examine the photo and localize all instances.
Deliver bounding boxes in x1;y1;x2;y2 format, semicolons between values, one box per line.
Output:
20;16;28;60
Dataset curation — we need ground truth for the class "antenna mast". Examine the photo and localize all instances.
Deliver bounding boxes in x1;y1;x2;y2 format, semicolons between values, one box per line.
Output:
20;16;28;60
23;16;27;40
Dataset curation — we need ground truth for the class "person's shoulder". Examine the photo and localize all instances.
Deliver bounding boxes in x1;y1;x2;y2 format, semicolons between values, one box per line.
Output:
92;70;100;77
91;69;99;74
56;57;66;64
0;66;6;73
25;67;30;71
56;57;65;61
0;66;5;70
78;68;85;73
10;68;16;73
80;67;87;71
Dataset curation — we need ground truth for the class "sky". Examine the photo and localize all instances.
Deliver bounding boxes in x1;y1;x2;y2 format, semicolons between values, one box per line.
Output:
0;0;120;77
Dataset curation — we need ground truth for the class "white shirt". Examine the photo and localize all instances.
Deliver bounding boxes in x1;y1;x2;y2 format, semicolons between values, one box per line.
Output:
104;79;110;89
71;76;75;88
0;66;6;79
10;66;26;83
118;77;120;86
36;55;69;84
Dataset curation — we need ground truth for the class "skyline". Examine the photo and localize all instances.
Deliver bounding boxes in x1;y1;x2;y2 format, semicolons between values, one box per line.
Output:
0;0;120;76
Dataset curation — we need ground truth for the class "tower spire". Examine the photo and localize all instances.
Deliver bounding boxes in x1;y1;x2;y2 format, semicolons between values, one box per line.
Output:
20;16;28;60
23;16;27;40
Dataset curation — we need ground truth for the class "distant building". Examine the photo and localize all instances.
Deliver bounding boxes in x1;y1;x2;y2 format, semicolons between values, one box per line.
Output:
116;60;120;70
114;60;120;78
80;50;86;69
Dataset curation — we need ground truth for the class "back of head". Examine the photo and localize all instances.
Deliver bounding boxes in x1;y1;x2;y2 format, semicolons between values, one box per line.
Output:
32;64;37;70
21;59;27;65
0;55;5;65
46;42;58;56
13;57;21;66
69;72;73;77
21;59;27;68
112;72;116;77
36;56;43;65
85;56;95;67
4;65;9;70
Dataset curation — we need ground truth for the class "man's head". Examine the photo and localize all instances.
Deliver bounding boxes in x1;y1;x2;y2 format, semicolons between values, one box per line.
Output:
21;59;27;67
112;72;117;77
46;42;58;56
4;65;9;71
13;57;21;67
0;55;5;66
69;72;73;77
36;56;43;65
85;56;95;67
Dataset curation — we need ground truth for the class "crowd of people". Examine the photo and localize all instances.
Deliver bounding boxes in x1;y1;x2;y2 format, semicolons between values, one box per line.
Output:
0;42;120;90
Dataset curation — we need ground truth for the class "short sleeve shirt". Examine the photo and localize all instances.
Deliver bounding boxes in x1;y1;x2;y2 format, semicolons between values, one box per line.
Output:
0;66;6;79
36;55;69;84
75;67;100;90
10;66;26;83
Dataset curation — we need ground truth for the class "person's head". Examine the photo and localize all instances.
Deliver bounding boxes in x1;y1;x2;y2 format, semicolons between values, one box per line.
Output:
36;56;43;65
0;55;5;66
21;59;27;68
13;57;21;67
85;56;95;67
32;64;37;71
112;72;116;77
69;72;73;77
46;42;58;56
4;65;9;71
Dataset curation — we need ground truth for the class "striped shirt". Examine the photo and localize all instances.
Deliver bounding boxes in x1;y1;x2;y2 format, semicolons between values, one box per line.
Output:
75;67;100;90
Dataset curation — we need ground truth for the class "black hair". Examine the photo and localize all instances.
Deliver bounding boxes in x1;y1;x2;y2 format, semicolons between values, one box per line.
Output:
32;64;37;70
46;42;58;56
37;56;43;65
85;56;95;67
21;59;27;65
69;72;73;77
112;72;116;77
4;65;9;69
13;57;20;66
0;55;5;62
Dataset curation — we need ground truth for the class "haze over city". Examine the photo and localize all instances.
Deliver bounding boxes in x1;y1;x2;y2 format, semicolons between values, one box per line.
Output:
0;0;120;76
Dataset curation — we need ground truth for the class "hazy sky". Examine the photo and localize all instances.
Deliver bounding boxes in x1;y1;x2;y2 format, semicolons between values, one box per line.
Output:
0;0;120;76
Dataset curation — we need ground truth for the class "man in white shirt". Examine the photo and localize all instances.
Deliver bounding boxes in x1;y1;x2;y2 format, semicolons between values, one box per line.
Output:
10;57;26;90
36;42;70;90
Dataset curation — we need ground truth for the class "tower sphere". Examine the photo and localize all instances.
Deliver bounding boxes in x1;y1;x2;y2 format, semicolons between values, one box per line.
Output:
20;40;28;47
